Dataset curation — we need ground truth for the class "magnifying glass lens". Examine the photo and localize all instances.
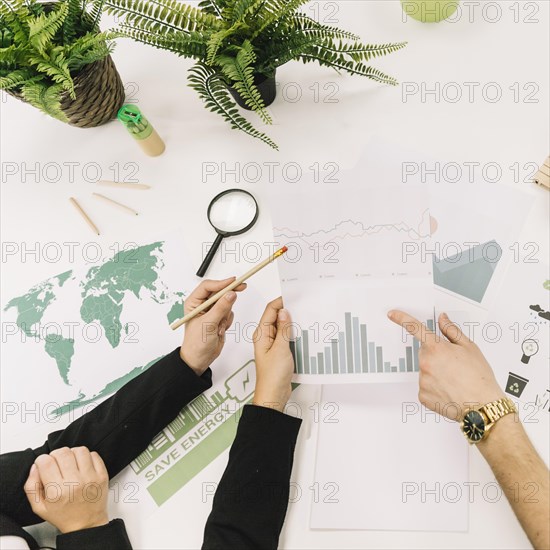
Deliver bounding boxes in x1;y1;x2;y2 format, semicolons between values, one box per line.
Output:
197;189;259;277
209;191;258;233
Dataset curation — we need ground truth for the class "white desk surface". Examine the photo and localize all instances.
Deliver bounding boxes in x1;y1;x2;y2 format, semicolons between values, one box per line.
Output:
1;1;549;548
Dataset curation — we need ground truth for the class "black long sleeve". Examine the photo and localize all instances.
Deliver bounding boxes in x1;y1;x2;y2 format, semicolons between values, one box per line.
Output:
202;404;302;550
0;348;212;547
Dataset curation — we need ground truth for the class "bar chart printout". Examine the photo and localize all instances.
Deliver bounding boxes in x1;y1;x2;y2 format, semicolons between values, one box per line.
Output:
290;311;436;377
268;143;435;384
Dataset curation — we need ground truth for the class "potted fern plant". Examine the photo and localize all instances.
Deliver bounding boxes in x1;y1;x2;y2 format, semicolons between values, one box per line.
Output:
102;0;406;149
0;0;124;127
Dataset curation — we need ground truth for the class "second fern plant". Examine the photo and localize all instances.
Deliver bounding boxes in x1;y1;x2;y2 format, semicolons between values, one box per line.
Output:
103;0;406;149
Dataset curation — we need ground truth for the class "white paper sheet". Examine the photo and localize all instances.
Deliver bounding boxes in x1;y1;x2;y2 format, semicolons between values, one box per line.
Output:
268;143;434;383
310;383;469;531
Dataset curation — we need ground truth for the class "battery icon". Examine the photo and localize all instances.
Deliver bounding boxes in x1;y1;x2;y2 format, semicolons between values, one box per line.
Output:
225;360;256;403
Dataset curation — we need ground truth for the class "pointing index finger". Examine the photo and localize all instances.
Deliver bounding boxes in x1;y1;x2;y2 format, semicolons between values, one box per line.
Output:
388;309;437;346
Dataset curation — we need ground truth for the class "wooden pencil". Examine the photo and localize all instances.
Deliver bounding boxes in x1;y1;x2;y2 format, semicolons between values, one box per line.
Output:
70;197;100;235
171;246;288;330
93;192;139;216
97;180;151;190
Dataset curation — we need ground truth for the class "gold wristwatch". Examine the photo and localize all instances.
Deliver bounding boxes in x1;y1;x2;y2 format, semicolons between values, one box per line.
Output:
461;397;517;444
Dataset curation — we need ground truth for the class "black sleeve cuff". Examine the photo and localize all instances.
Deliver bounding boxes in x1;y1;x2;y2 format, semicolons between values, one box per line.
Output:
238;404;302;442
56;519;132;550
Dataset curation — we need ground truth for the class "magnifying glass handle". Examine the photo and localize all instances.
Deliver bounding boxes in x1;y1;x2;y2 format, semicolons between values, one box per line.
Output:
196;233;224;278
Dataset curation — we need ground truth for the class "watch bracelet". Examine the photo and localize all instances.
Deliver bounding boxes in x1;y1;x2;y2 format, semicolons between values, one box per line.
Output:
480;397;517;424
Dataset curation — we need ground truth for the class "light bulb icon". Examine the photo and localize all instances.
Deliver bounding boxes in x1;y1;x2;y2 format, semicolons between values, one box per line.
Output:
521;339;539;364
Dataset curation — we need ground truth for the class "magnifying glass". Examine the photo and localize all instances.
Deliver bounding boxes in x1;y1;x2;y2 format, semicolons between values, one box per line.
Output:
196;189;260;277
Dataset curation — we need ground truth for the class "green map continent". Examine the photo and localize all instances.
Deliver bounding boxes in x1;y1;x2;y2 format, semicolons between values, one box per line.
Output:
52;355;164;416
80;243;163;348
167;292;185;324
45;336;75;384
80;294;124;347
3;270;73;336
4;242;190;413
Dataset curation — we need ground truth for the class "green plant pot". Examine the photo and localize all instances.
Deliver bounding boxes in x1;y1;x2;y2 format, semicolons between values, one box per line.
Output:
228;70;277;110
400;0;459;22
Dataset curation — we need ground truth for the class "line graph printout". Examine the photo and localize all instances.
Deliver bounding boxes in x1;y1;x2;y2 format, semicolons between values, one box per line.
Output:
269;144;434;383
274;185;432;281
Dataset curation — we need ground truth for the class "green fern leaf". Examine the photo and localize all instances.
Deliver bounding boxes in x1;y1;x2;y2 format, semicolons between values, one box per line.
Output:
188;62;278;149
0;68;36;89
226;0;263;24
205;18;250;64
288;14;360;41
300;46;399;85
255;33;317;73
217;40;272;124
28;48;75;97
251;0;309;38
1;0;32;45
0;44;18;66
198;0;224;17
119;25;207;59
20;80;68;121
27;2;69;54
319;39;407;64
104;0;223;35
62;0;84;43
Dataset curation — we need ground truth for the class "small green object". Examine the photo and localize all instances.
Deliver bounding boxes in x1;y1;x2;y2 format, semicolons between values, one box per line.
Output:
117;104;153;140
401;0;460;22
543;280;550;291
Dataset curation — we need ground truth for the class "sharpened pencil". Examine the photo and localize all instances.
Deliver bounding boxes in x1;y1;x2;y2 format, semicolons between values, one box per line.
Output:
171;246;288;330
93;192;139;216
97;180;151;190
70;197;100;235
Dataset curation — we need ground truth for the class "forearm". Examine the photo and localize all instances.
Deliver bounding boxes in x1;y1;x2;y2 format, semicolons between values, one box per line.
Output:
0;348;212;526
478;415;550;549
202;405;302;550
42;348;212;477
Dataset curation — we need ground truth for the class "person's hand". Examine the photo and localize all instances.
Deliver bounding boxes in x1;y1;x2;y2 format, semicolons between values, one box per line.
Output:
180;278;246;376
253;297;295;412
388;310;505;421
24;447;109;534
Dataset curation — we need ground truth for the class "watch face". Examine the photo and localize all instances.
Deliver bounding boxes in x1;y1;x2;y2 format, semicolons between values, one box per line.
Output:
462;410;486;442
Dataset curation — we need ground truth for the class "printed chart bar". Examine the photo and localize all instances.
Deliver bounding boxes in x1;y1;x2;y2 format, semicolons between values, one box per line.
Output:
338;332;346;374
345;313;353;373
376;346;383;373
406;346;413;372
331;340;339;375
360;324;368;373
369;343;376;373
324;347;332;374
292;311;434;376
353;317;361;374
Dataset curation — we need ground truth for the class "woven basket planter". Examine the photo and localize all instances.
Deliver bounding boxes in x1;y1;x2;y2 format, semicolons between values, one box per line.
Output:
9;54;125;128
